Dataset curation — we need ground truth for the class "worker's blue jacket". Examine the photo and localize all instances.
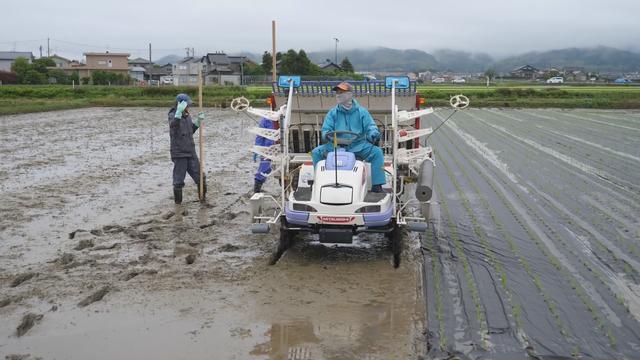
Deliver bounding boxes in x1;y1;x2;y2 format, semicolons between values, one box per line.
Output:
320;99;379;153
312;100;385;186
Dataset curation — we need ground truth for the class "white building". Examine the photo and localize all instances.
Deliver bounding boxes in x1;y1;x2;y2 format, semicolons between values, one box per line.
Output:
0;51;34;72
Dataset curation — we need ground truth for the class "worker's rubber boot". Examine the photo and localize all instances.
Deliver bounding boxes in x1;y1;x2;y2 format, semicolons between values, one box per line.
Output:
371;184;384;193
174;187;184;221
174;187;183;204
253;180;263;193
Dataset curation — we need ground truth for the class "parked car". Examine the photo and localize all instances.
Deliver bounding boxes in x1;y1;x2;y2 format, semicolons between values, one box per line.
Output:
451;78;466;84
614;78;632;84
546;76;564;84
160;76;174;85
431;77;445;84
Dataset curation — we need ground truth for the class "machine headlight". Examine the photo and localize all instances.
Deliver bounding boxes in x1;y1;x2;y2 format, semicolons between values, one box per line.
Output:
292;203;318;212
355;205;381;213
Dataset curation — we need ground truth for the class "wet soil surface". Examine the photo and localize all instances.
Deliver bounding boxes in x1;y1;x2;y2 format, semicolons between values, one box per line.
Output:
422;108;640;359
1;107;639;359
0;108;424;359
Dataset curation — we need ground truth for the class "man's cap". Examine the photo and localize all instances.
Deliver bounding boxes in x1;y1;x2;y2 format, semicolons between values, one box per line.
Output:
332;82;353;92
176;93;193;105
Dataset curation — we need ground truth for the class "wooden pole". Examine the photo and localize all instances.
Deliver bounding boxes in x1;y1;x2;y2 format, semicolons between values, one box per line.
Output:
272;20;277;82
198;66;204;202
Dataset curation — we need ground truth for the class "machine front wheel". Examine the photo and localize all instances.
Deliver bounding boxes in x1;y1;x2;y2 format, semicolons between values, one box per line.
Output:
270;218;294;265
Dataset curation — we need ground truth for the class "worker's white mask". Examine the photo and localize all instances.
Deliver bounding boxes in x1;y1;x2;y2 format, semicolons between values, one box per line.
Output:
336;92;353;110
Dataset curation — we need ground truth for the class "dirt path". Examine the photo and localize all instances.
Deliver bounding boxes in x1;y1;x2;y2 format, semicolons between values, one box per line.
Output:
0;108;425;360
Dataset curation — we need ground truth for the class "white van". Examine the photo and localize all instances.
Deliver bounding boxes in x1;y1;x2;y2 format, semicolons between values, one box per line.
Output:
546;76;564;84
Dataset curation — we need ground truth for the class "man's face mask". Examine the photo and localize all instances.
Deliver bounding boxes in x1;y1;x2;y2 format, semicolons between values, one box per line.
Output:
336;91;353;106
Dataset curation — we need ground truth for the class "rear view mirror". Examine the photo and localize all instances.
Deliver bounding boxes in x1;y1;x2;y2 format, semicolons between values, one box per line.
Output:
278;75;301;88
385;76;410;89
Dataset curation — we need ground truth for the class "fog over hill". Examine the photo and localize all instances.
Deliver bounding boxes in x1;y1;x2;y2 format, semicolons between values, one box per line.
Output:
157;46;640;73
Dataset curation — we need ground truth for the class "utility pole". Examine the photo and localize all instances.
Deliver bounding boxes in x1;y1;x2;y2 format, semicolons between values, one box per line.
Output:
272;20;277;82
39;46;43;58
185;47;190;58
148;43;152;64
47;38;50;57
333;37;339;64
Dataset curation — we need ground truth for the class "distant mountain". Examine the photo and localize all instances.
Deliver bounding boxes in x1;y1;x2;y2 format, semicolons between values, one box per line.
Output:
154;54;183;65
308;47;440;72
432;50;493;72
154;46;640;73
492;46;640;72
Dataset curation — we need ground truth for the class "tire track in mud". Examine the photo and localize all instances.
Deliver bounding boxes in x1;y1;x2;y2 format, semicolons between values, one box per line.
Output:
429;111;640;358
458;109;637;276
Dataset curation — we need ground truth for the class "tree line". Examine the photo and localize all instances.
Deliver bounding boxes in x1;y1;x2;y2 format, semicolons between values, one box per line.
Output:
243;49;355;76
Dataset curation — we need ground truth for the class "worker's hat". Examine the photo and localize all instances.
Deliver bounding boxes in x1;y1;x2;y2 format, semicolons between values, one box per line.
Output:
332;82;353;92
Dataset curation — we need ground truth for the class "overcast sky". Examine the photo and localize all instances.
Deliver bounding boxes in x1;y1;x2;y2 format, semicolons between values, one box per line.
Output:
3;0;639;60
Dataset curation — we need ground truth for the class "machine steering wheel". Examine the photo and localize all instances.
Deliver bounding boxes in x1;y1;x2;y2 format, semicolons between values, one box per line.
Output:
324;130;361;146
230;96;250;112
449;94;470;109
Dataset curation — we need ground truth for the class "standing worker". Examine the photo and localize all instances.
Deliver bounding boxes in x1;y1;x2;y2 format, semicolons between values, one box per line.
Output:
253;117;276;193
168;93;206;207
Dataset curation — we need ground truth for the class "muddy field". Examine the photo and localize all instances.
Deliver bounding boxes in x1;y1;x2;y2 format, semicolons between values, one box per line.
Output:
0;107;639;359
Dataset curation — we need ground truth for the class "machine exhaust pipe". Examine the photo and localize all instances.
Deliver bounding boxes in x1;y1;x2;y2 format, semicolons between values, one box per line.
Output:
415;159;434;202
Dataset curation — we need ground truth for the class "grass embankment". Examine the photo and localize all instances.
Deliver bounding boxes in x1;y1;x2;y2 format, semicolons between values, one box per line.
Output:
0;85;272;115
1;84;639;115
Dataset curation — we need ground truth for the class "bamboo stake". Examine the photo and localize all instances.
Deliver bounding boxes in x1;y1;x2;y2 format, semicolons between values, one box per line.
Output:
198;67;204;202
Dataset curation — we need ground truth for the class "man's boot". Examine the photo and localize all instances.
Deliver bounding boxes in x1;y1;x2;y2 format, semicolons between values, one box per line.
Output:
371;184;384;193
174;186;184;221
253;180;263;193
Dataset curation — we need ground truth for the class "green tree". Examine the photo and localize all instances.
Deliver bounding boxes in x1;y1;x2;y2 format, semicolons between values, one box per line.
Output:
340;57;354;73
48;69;69;84
22;69;46;84
484;68;497;80
261;51;272;74
32;57;56;73
279;49;321;75
11;57;31;83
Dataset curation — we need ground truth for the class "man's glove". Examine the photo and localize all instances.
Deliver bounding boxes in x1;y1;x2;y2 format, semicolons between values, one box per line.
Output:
175;101;188;119
194;112;205;127
367;130;381;144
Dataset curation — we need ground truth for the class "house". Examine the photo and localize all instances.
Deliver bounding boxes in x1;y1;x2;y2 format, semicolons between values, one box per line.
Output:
49;54;71;68
0;51;34;72
563;67;587;82
146;63;173;81
510;65;539;79
317;59;342;72
61;52;130;80
172;57;202;86
129;66;146;82
202;53;249;85
129;57;151;68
